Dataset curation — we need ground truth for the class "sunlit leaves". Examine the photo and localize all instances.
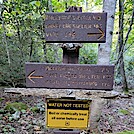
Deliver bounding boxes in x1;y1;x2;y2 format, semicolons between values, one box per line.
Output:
0;0;3;4
30;1;41;7
35;1;41;7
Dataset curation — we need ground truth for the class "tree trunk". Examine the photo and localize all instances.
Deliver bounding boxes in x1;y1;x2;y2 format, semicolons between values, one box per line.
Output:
118;0;128;90
91;0;117;133
48;0;53;12
98;0;117;65
85;0;88;11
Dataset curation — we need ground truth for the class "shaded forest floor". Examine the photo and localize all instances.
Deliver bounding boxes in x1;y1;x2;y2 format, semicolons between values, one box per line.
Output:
0;88;134;134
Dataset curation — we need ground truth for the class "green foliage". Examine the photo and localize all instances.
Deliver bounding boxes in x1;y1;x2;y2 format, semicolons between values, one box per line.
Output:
119;109;130;115
0;0;47;87
31;102;45;113
31;106;40;113
0;98;4;101
2;125;16;133
116;130;134;134
111;0;134;89
94;0;103;5
0;108;7;114
5;102;28;113
124;55;134;88
0;0;133;88
80;44;98;64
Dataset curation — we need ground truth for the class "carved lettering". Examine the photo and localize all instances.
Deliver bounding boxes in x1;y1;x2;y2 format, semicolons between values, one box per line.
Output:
77;67;91;71
46;32;58;37
46;23;93;29
102;83;110;87
46;14;102;21
65;31;76;38
91;75;100;79
103;75;112;79
101;68;110;73
45;66;66;71
63;23;72;28
45;23;61;28
79;74;86;79
45;73;57;78
71;81;98;86
45;15;60;20
26;63;113;89
60;73;77;79
46;80;60;85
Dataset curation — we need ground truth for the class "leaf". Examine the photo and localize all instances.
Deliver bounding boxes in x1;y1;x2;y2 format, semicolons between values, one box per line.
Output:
30;1;40;7
0;98;4;101
9;127;15;132
31;107;40;113
30;1;36;5
119;109;130;115
6;32;13;37
12;111;21;120
11;11;16;16
35;1;40;7
32;13;41;19
0;108;7;114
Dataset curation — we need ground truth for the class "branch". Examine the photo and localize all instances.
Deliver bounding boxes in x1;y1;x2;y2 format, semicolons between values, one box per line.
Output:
1;4;11;66
123;7;134;46
124;43;133;53
115;7;134;66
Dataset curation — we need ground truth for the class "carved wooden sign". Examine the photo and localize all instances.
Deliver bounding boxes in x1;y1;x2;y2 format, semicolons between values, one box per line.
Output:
25;63;114;90
44;12;107;43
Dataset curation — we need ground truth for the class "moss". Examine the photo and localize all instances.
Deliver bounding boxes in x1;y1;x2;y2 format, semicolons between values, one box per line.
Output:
4;102;28;113
119;109;130;115
31;107;40;113
116;130;134;134
0;108;7;114
0;98;4;101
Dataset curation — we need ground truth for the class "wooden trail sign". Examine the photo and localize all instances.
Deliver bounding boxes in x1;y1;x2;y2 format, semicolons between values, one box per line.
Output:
45;12;107;43
25;63;114;90
46;98;91;129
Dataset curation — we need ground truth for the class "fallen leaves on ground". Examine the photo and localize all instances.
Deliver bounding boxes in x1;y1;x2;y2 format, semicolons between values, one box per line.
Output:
0;88;134;134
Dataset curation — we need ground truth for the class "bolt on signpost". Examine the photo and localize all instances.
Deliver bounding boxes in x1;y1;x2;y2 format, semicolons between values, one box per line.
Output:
25;6;114;134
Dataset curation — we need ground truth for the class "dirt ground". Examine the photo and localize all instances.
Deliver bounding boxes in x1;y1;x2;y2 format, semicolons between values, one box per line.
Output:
0;88;134;134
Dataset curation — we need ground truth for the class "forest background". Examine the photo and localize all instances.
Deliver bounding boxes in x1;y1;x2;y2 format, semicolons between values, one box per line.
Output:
0;0;133;91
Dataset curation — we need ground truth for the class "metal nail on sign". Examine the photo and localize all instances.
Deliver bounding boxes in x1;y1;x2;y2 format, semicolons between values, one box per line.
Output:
44;12;107;43
25;63;114;90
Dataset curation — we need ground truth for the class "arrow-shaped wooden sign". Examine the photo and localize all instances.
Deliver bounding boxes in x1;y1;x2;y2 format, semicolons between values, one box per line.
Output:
45;12;107;43
25;63;114;90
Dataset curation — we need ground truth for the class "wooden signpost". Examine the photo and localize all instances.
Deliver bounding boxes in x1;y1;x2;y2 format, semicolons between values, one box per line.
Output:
25;6;114;134
26;63;114;90
45;12;107;43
